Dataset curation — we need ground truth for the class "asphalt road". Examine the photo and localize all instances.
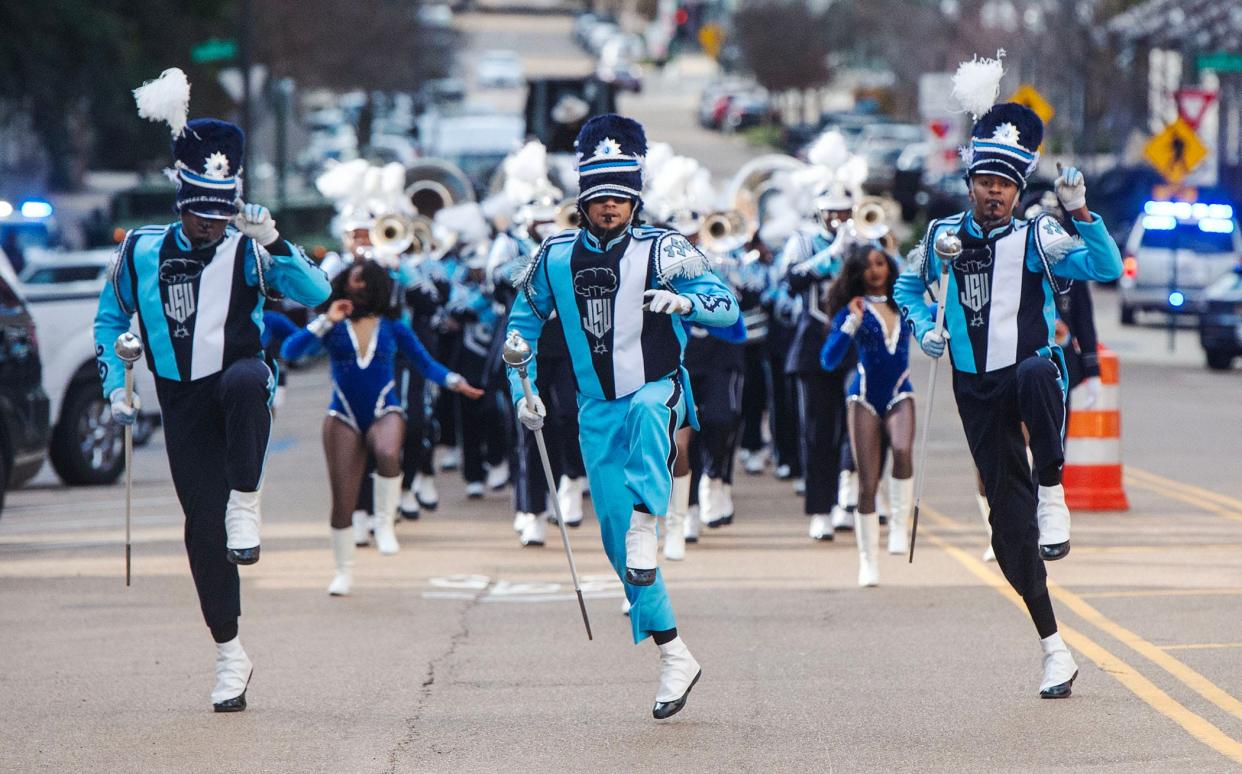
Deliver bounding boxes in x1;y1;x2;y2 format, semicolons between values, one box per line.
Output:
4;12;1242;774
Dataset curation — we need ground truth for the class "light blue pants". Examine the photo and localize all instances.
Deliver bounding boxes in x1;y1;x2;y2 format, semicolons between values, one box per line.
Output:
578;375;685;643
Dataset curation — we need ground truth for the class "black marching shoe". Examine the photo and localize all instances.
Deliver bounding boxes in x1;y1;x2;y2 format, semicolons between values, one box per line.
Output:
1040;541;1070;561
653;670;700;719
1040;670;1077;699
227;546;260;565
213;676;251;713
212;639;253;713
653;637;702;720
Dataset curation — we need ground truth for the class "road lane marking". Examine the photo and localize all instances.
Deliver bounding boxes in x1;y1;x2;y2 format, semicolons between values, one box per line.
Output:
1162;643;1242;651
1125;469;1242;524
921;506;1242;764
1127;467;1242;510
1079;589;1242;599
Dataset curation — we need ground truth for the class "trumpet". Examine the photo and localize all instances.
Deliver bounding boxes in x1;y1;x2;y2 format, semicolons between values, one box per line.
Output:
370;214;415;258
850;196;892;242
553;200;581;230
698;209;754;256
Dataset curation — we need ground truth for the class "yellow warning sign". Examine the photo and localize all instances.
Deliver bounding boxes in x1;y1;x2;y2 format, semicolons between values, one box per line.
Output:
698;24;724;59
1009;84;1055;126
1143;118;1208;185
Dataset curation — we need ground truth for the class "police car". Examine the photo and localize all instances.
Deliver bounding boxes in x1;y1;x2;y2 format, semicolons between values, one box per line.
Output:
1118;200;1241;324
1199;260;1242;370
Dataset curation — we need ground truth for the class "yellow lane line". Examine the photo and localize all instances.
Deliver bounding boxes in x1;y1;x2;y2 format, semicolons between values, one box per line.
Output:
1079;589;1242;599
1070;543;1242;555
918;507;1242;764
1124;471;1242;525
1127;467;1242;511
1163;643;1242;652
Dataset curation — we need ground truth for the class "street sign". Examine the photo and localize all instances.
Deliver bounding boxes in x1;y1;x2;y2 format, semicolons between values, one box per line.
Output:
1198;52;1242;73
191;38;237;64
697;24;724;59
1008;84;1055;125
1174;88;1217;130
1143;118;1207;185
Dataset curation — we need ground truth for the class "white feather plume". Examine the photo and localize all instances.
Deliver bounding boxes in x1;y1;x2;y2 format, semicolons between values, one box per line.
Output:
133;68;191;137
379;162;407;196
503;141;549;185
315;159;371;201
643;142;676;185
435;203;490;247
836;155;869;190
951;51;1006;119
806;131;850;171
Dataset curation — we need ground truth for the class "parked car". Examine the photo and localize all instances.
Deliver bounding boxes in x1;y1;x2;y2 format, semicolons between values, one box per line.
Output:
1118;200;1241;324
15;248;160;485
0;257;50;514
475;50;524;89
596;60;643;93
855;123;926;190
1198;261;1242;370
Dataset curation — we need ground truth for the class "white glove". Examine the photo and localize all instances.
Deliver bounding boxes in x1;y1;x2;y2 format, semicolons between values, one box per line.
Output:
643;289;692;315
1080;376;1102;409
516;395;546;431
920;329;948;359
234;202;279;246
1055;166;1087;211
108;388;139;426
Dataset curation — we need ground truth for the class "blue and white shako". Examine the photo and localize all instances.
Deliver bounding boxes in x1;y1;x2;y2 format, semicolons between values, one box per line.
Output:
574;113;647;204
961;102;1043;189
172;118;245;220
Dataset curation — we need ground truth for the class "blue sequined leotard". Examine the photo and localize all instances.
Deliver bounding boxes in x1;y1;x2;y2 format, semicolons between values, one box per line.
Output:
282;317;450;434
820;302;914;415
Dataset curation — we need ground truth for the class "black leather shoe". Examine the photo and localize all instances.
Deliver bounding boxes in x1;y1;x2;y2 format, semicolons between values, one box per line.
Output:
213;670;252;713
1040;541;1070;561
1040;670;1077;699
652;669;701;719
227;546;260;565
401;508;420;521
626;567;657;586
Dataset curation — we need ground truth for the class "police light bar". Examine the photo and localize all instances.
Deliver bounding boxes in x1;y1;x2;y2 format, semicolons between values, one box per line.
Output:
1144;201;1234;221
19;199;53;219
0;199;12;218
1168;290;1186;308
1141;215;1177;231
1199;218;1235;234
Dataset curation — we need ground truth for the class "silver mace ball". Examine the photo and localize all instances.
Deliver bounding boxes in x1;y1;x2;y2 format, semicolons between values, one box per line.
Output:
502;331;533;369
114;332;144;364
934;231;963;261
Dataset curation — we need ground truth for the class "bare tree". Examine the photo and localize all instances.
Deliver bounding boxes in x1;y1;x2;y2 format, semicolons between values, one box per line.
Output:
733;0;832;121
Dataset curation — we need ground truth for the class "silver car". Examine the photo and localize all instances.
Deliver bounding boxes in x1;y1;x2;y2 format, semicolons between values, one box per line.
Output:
1118;201;1240;325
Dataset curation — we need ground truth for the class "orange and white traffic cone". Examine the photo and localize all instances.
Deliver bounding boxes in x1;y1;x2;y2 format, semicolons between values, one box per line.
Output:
1063;346;1129;511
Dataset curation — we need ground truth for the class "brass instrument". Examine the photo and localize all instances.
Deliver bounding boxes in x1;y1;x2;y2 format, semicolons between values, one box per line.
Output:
553;200;581;230
404;159;476;219
851;196;891;242
370;214;415;258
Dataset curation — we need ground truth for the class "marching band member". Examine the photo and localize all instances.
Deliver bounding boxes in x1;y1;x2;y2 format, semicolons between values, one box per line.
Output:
506;114;739;718
281;260;481;592
778;131;864;541
895;55;1121;697
95;69;331;711
820;242;916;586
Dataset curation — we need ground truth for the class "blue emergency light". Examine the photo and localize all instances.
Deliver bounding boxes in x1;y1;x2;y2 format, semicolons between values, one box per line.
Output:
1168;290;1186;308
19;199;53;219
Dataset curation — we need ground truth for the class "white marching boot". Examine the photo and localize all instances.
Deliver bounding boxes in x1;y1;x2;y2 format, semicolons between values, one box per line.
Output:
512;511;533;534
653;637;702;719
372;473;402;555
625;510;659;586
328;528;354;596
438;446;460;471
665;474;691;560
855;512;880;587
465;481;486;499
621;598;632;616
1037;484;1071;561
1039;632;1079;698
887;477;913;555
743;446;767;474
557;476;585;527
520;512;548;547
808;514;834;541
211;637;253;712
224;489;262;565
830;470;858;531
977;493;995;562
400;488;420;520
486;460;510;490
351;509;371;547
699;477;728;528
413;473;439;510
721;483;734;525
684;504;701;544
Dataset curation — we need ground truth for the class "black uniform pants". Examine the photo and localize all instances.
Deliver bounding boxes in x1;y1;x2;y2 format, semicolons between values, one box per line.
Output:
156;358;272;635
690;368;743;481
398;357;435;485
512;357;582;513
953;357;1065;615
770;357;800;476
739;343;770;453
795;369;846;515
